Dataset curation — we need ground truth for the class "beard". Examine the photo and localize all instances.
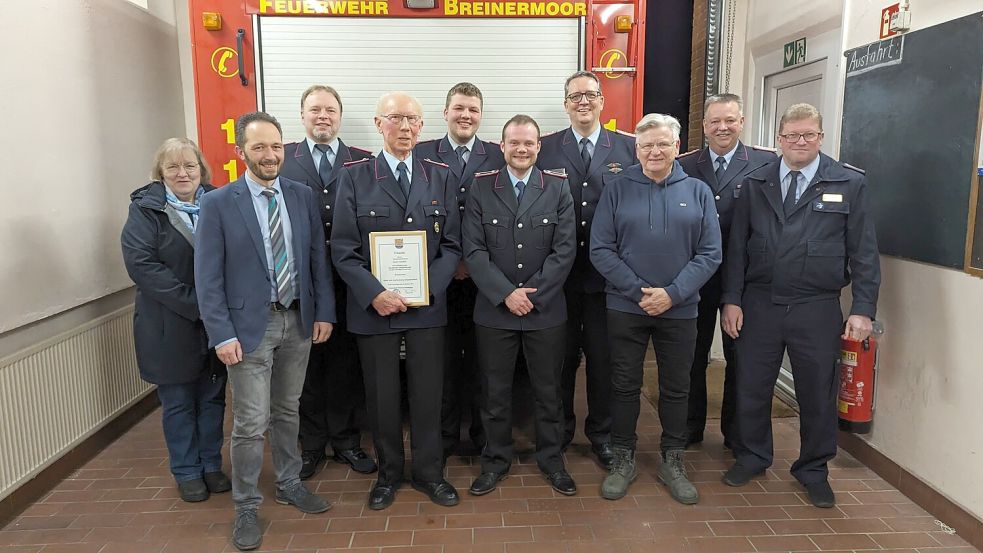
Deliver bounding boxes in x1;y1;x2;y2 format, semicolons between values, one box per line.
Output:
245;155;281;181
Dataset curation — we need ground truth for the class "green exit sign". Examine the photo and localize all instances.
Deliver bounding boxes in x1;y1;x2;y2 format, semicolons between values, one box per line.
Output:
783;37;807;68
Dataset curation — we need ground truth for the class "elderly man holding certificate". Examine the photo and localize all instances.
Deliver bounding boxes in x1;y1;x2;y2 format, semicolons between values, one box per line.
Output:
331;92;462;511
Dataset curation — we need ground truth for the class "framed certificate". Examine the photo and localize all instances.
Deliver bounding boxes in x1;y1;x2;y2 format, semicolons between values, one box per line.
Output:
369;230;430;306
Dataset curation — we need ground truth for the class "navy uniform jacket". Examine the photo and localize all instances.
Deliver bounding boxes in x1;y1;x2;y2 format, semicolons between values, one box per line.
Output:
282;139;373;238
463;167;576;331
678;141;777;247
537;127;636;293
415;135;505;216
721;153;880;318
331;155;462;335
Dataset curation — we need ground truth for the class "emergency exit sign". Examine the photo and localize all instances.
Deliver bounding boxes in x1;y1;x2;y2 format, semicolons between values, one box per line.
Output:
783;37;807;68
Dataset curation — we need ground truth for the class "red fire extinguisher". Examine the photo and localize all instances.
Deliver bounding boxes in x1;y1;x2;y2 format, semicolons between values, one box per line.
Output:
837;321;883;433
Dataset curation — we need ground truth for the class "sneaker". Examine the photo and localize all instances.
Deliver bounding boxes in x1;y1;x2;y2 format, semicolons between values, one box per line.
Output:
177;478;209;503
231;509;262;551
299;450;327;480
600;447;637;500
657;449;699;505
275;484;332;514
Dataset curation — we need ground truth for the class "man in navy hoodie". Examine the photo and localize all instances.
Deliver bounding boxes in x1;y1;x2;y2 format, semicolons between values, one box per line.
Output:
590;113;721;504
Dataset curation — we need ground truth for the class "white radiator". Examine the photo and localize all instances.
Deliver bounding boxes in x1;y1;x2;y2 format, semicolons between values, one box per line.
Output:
0;306;152;501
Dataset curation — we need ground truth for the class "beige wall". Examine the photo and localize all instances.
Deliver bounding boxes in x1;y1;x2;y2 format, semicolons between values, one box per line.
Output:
0;0;185;334
725;0;983;518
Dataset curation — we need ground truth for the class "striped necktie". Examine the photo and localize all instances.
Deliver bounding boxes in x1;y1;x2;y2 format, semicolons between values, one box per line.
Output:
261;189;295;306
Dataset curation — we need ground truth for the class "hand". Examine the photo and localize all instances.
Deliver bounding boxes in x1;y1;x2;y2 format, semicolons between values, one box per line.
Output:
371;290;409;317
453;260;470;280
721;304;743;339
843;315;873;341
639;287;673;316
312;322;334;343
505;287;537;317
216;340;243;366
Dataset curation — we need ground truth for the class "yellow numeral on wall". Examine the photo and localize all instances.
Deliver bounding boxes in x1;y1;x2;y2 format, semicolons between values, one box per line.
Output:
223;159;238;183
220;118;235;145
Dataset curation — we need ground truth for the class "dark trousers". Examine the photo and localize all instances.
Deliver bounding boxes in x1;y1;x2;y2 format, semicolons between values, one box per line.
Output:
476;324;566;475
734;288;842;484
608;310;697;453
687;270;739;446
358;328;444;485
561;289;612;447
442;278;484;453
156;368;227;482
298;292;364;452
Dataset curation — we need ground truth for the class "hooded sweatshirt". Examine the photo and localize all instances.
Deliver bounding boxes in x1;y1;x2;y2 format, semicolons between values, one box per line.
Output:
589;161;722;318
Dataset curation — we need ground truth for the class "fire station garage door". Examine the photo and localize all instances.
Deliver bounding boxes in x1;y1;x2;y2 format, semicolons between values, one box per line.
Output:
256;17;582;152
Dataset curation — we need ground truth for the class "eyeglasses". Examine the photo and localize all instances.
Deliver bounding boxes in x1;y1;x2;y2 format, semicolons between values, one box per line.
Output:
778;131;822;143
636;142;676;153
383;113;422;125
565;91;602;103
163;163;200;174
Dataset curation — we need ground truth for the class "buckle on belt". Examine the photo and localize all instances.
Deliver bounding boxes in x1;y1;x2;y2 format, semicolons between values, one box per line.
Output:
271;301;296;312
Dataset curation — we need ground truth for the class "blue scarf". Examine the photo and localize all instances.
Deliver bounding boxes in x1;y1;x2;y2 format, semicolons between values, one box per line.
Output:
164;184;204;232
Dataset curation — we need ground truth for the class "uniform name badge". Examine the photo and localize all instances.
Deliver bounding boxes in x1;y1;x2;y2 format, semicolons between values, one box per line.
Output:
369;230;430;306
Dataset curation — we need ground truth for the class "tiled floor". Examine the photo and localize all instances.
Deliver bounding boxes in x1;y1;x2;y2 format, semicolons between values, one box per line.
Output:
0;364;978;553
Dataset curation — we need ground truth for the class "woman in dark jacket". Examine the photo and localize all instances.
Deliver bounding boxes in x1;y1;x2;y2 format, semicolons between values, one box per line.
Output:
121;138;230;502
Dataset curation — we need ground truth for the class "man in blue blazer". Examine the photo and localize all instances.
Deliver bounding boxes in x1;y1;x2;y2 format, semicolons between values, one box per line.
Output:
195;112;336;552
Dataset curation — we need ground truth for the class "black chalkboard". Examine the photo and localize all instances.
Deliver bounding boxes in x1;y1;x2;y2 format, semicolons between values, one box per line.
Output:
840;12;983;269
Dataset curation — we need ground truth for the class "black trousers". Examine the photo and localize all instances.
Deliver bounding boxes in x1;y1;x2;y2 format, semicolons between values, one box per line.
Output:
734;288;842;484
687;270;739;446
476;324;566;475
357;328;444;485
442;278;484;453
298;288;364;452
608;310;697;452
561;289;612;448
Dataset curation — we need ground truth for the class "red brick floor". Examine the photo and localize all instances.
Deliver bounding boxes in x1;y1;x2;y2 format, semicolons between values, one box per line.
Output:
1;372;978;553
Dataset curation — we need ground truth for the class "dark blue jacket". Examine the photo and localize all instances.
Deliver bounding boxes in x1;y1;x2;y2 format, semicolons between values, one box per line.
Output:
590;162;722;319
415;135;504;216
121;181;221;385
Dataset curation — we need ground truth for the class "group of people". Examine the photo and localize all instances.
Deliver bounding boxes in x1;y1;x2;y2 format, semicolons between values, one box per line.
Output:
121;69;880;552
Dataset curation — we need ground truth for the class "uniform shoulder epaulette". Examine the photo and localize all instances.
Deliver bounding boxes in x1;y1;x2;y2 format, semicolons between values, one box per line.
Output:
614;128;636;138
423;158;449;168
677;149;699;158
540;130;560;138
843;162;866;174
543;169;568;179
343;157;371;167
474;169;500;178
349;145;373;156
751;145;777;153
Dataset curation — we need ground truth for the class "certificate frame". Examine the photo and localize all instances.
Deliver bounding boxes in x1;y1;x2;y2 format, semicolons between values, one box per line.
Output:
369;230;430;306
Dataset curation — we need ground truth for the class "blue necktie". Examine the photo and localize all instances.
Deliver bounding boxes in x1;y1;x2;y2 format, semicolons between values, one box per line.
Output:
580;137;592;171
515;180;525;203
715;156;726;183
397;161;410;199
784;170;801;217
315;144;333;186
260;189;295;306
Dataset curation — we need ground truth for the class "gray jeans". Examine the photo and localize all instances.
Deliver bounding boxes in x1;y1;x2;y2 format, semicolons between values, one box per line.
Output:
228;309;311;511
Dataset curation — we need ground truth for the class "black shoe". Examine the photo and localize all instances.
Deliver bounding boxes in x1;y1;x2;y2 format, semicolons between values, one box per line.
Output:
412;480;460;507
299;449;326;480
544;470;577;496
804;480;836;508
333;447;378;474
368;482;399;511
203;471;231;493
722;464;763;487
469;472;506;496
591;443;616;471
177;478;209;502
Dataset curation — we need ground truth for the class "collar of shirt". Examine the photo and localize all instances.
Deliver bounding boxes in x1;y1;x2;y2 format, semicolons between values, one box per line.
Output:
244;171;282;197
307;136;340;165
506;167;533;187
779;154;821;189
447;134;477;152
571;125;602;149
710;143;739;167
382;150;413;181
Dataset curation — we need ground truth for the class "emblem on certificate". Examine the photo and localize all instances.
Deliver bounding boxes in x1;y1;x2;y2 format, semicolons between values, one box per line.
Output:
369;230;430;306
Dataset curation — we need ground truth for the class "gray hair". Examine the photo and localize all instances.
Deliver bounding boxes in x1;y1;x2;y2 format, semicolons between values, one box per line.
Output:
704;93;743;113
635;113;681;141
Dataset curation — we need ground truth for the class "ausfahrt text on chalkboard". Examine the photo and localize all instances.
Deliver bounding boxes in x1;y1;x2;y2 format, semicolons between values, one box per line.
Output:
845;35;904;77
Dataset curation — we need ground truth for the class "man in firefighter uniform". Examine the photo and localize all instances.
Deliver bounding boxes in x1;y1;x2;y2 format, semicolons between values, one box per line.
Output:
281;85;377;480
463;115;577;497
720;103;880;508
677;93;777;452
537;70;636;469
415;82;504;460
331;92;462;510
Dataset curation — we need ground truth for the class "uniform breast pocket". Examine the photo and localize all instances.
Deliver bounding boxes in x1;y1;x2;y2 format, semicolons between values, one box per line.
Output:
813;201;850;215
804;240;848;290
356;205;391;230
423;204;446;235
482;214;511;249
533;211;558;249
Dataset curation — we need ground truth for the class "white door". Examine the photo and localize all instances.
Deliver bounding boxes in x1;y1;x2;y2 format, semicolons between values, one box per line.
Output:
760;60;825;148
